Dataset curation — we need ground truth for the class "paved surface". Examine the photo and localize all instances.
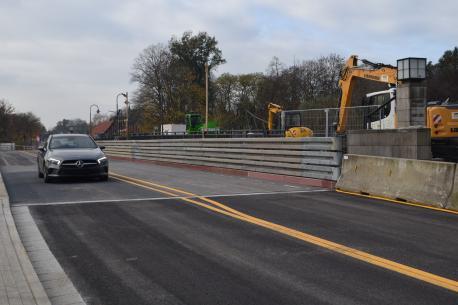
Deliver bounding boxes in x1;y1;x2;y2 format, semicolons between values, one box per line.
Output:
13;206;84;305
0;162;50;305
1;151;457;305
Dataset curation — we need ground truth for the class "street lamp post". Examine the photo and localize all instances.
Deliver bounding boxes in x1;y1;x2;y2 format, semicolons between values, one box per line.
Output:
205;62;209;133
124;92;129;139
116;92;128;138
89;104;100;136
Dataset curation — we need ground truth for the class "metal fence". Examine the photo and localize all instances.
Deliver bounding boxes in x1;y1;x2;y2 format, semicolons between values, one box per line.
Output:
97;105;385;140
97;129;285;140
282;105;382;137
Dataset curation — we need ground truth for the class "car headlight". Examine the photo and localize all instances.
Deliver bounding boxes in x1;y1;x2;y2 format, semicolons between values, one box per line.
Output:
97;156;108;165
47;158;61;166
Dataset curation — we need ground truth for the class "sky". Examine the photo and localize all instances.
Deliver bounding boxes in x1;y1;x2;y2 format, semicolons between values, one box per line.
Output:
1;0;457;129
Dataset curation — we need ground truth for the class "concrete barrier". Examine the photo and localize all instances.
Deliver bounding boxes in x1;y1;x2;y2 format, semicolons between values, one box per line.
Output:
98;137;343;181
446;168;458;211
336;154;456;209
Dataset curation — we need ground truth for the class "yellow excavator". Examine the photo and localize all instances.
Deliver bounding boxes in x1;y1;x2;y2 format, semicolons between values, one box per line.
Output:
426;99;458;161
267;103;313;137
337;55;398;133
337;55;458;160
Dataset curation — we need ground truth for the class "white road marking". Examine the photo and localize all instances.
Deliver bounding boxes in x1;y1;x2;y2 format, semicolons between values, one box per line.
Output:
14;189;329;207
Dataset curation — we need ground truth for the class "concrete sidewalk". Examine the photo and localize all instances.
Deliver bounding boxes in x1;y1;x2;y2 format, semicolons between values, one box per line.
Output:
0;171;51;305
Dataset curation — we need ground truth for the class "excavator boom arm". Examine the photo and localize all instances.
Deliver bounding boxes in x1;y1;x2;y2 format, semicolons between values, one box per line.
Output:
267;103;283;130
337;55;398;133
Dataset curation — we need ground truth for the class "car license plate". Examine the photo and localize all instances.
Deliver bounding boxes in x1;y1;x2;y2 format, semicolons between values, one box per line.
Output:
453;112;458;120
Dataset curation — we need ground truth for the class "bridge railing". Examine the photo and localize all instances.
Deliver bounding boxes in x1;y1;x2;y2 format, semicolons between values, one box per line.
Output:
0;143;15;151
98;137;343;181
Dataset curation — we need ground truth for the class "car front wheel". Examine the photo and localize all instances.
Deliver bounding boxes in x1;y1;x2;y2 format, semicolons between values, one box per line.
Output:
43;168;51;183
38;165;44;178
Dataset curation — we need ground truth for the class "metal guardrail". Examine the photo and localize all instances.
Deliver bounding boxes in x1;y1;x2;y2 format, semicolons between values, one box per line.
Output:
15;145;34;151
98;137;343;181
0;143;15;151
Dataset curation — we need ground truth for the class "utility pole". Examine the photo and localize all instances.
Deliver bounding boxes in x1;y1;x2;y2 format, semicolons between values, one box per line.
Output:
205;62;209;134
124;92;129;139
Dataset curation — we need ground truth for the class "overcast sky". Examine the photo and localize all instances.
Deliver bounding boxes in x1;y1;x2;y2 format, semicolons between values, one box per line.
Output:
1;0;457;128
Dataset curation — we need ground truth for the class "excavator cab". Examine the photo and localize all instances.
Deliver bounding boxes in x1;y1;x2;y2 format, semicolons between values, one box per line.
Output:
267;103;313;137
281;111;302;130
185;113;202;133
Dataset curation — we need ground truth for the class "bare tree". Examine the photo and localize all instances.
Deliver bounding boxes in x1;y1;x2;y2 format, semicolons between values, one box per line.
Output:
131;44;172;131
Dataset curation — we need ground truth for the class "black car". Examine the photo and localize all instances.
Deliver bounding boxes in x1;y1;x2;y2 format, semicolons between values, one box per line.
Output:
37;134;108;183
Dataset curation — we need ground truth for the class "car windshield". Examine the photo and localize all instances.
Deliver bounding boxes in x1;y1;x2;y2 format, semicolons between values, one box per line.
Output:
49;136;97;149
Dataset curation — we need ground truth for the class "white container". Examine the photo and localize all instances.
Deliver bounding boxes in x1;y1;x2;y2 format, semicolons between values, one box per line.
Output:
161;124;186;134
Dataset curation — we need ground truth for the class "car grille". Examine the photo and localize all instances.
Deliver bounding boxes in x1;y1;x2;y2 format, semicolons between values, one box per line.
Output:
60;160;100;174
61;159;98;168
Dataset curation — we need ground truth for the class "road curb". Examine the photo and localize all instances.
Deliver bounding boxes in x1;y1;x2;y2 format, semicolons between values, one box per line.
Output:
0;171;52;305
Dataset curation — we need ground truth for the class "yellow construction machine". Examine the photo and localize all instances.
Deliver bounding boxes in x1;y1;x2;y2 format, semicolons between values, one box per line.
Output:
337;55;458;160
426;99;458;161
267;103;313;138
336;55;398;133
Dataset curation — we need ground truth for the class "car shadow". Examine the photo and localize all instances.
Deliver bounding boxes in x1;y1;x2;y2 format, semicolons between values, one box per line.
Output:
43;177;110;184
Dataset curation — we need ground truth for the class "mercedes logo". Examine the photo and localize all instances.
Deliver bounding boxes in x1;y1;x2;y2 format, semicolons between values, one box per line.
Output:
75;160;84;168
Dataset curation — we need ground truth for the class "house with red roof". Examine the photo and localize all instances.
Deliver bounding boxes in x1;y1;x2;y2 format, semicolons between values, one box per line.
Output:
91;120;114;139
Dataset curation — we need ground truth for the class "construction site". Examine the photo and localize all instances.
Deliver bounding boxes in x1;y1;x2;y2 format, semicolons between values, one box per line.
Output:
82;54;458;213
2;0;458;303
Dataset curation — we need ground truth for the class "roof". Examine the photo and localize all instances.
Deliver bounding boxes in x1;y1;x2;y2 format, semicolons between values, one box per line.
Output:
52;134;88;137
91;120;113;137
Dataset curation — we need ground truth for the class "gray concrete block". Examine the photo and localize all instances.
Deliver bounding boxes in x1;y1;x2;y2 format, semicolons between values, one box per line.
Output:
346;128;431;160
397;109;411;122
410;86;427;99
397;86;410;99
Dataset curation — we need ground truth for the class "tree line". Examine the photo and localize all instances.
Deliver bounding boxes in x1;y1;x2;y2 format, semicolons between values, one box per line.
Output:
2;34;457;141
427;47;458;102
130;32;458;131
0;99;45;145
130;31;344;130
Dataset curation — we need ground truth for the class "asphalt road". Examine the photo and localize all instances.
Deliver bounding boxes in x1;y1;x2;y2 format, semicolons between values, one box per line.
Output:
1;151;457;305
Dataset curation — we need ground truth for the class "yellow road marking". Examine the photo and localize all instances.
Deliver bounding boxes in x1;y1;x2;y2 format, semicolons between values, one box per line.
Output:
111;172;458;293
336;189;458;216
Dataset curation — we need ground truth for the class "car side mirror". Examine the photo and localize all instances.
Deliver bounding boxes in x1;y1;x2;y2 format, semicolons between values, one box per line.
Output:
38;146;46;152
99;145;105;150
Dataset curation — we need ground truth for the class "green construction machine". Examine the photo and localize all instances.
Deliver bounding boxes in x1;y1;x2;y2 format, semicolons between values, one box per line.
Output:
185;113;219;134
